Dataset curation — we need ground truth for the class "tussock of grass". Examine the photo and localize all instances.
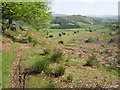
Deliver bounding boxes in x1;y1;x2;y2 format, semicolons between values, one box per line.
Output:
84;56;100;67
85;37;96;43
55;66;65;77
49;50;63;63
25;56;50;73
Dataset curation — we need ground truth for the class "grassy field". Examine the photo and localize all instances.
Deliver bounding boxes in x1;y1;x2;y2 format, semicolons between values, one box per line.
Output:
2;24;119;88
2;53;15;88
48;27;113;45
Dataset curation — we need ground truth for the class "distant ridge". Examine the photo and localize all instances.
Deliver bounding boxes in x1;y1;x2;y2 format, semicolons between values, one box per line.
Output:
87;15;118;19
52;13;69;17
52;14;118;19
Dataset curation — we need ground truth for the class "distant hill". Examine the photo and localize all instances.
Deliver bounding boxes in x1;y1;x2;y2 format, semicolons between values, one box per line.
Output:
50;14;116;29
52;14;68;17
88;15;118;19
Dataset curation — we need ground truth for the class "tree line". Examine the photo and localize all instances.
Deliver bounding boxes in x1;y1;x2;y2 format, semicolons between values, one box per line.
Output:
2;2;52;31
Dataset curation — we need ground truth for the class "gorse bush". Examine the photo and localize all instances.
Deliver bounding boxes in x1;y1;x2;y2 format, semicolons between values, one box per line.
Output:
49;35;54;38
58;33;62;37
58;41;64;44
27;36;32;43
27;57;50;73
89;30;92;32
85;37;96;43
55;66;65;77
85;56;100;67
62;32;66;35
49;50;63;63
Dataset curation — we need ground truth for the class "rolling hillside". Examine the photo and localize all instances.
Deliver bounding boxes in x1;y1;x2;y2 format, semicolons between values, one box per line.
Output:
50;15;116;29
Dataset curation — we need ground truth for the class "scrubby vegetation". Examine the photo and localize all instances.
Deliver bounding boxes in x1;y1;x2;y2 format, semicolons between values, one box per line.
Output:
84;56;100;67
55;66;65;77
85;37;96;43
1;1;119;89
58;41;64;44
2;21;119;88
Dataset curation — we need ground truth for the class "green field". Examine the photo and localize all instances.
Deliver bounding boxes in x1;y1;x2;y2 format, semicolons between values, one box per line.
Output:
47;26;114;45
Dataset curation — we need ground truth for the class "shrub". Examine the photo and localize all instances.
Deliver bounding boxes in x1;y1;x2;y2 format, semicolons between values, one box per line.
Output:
27;58;50;73
62;32;66;35
49;51;63;63
27;36;32;43
32;41;37;46
85;37;96;43
85;56;100;67
58;41;64;44
67;74;73;81
49;35;54;38
89;30;92;32
74;31;77;33
58;33;62;37
55;66;65;77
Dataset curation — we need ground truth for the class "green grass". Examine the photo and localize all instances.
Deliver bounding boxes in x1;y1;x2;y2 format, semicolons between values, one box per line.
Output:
48;24;104;31
55;66;65;76
26;75;50;88
95;28;117;40
2;53;15;88
48;26;117;45
51;31;96;44
85;56;100;67
47;25;103;44
2;25;118;88
25;55;50;73
65;66;118;88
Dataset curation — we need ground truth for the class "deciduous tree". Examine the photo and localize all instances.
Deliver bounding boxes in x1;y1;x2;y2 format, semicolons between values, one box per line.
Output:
2;2;52;30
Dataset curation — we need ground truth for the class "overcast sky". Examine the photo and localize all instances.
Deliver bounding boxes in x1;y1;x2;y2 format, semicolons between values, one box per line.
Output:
51;0;119;15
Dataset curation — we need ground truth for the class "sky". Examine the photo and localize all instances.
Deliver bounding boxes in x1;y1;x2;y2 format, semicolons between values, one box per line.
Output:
50;0;119;16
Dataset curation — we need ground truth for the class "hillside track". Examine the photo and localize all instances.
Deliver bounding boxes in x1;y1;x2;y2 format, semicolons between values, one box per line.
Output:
10;49;27;88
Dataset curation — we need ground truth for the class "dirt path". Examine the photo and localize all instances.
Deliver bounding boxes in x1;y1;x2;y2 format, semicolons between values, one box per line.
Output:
10;43;33;88
10;49;25;88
